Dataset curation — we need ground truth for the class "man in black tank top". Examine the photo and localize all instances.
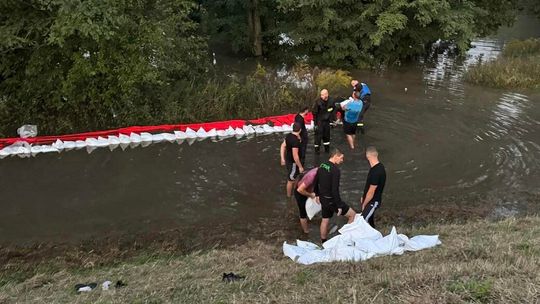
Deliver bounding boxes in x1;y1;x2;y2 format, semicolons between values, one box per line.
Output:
360;146;386;228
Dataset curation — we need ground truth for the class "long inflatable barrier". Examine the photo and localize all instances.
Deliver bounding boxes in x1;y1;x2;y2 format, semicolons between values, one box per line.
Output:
0;113;314;159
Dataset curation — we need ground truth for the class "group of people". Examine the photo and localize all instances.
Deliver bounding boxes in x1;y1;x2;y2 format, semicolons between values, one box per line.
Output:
280;80;386;244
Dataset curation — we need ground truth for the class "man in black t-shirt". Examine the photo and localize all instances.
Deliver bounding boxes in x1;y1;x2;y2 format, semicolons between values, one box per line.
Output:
280;123;305;197
314;148;356;243
294;106;309;165
360;146;386;228
312;89;335;154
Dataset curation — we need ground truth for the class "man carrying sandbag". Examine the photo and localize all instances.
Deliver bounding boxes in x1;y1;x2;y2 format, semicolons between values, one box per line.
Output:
314;148;357;243
294;168;319;234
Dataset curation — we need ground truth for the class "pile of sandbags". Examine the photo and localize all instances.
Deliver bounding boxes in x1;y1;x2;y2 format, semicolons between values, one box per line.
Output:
283;215;441;265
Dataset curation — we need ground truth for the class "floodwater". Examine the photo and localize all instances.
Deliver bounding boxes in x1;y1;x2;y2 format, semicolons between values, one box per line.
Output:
1;16;539;245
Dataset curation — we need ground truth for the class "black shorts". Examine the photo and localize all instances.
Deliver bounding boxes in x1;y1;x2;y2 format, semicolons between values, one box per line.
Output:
293;189;308;219
286;162;300;181
362;201;380;227
343;121;357;135
320;197;350;219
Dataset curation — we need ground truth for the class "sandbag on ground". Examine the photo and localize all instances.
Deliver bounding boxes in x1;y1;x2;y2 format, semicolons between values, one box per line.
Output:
283;215;441;265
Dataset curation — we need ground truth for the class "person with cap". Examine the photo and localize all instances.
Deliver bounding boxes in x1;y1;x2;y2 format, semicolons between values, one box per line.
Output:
312;89;335;154
280;123;305;197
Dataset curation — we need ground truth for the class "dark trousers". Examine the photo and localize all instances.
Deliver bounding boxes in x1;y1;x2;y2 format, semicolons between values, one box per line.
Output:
314;121;330;148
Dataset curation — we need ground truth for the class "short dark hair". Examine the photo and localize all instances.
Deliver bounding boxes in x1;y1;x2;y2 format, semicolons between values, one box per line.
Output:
329;148;343;158
299;105;309;113
292;122;302;133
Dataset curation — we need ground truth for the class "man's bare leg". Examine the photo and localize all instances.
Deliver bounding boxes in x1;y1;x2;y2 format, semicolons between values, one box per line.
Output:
320;218;330;242
300;218;309;234
344;208;356;224
346;134;355;149
286;181;295;197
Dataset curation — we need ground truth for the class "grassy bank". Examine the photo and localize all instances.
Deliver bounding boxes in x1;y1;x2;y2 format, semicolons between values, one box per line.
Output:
464;39;540;89
1;216;539;303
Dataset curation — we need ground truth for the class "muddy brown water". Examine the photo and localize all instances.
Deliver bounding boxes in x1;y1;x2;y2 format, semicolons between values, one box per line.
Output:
1;16;539;246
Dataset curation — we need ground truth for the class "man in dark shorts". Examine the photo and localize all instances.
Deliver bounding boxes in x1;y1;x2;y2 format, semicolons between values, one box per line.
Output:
341;91;363;150
360;146;386;228
294;106;309;165
294;167;319;233
314;148;356;243
351;80;372;133
312;89;335;154
280;123;305;197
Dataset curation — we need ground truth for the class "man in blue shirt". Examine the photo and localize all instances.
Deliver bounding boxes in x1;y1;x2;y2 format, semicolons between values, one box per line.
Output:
351;80;372;133
341;91;363;149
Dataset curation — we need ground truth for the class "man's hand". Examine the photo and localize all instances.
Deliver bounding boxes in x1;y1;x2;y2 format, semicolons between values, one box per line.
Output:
280;159;285;166
299;166;305;173
315;196;320;204
337;208;342;216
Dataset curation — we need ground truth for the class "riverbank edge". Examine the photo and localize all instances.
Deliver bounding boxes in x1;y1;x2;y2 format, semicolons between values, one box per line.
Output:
1;215;539;303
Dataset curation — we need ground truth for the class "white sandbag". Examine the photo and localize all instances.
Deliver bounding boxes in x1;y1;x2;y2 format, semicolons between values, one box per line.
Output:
151;133;165;143
305;198;321;220
282;124;293;132
0;148;9;159
206;128;217;137
196;127;208;138
283;216;440;265
96;137;110;147
216;129;227;137
162;133;176;143
107;135;120;151
174;130;187;140
52;139;64;152
186;137;197;145
306;121;315;130
30;145;44;157
274;125;284;132
263;124;275;133
243;125;256;134
85;138;98;153
185;128;197;139
129;133;141;148
254;126;265;134
75;140;87;149
63;141;76;151
234;127;245;136
139;132;153;147
41;145;59;154
118;134;130;150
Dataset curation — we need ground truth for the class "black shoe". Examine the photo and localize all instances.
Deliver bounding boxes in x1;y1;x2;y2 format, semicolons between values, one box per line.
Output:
222;272;245;282
314;146;320;154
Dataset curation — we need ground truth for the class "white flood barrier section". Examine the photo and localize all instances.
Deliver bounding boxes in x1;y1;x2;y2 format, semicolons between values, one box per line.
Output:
283;216;441;265
0;122;310;159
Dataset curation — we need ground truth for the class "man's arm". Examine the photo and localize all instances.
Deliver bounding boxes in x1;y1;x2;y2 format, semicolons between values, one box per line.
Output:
361;185;378;210
280;140;286;166
297;182;315;198
292;148;304;173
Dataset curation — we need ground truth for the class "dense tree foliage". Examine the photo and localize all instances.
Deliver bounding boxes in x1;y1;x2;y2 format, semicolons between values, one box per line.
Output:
0;0;524;135
0;0;207;134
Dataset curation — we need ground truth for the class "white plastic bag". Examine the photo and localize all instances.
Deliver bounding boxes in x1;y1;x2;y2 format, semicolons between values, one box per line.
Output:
17;125;37;138
305;198;321;220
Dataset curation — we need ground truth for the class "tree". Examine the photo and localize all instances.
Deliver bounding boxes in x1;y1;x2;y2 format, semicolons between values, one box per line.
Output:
0;0;208;135
274;0;519;67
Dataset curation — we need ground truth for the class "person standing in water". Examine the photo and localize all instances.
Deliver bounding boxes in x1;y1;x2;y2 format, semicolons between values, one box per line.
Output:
341;91;363;150
360;146;386;228
312;89;335;154
294;106;309;165
280;123;305;197
314;148;356;243
294;168;319;234
351;80;372;133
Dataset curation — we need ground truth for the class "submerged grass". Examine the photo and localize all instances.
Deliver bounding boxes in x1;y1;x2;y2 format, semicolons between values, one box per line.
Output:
464;39;540;89
0;216;539;303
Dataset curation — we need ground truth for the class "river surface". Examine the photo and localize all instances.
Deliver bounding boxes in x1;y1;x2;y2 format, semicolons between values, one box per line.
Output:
1;16;539;245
